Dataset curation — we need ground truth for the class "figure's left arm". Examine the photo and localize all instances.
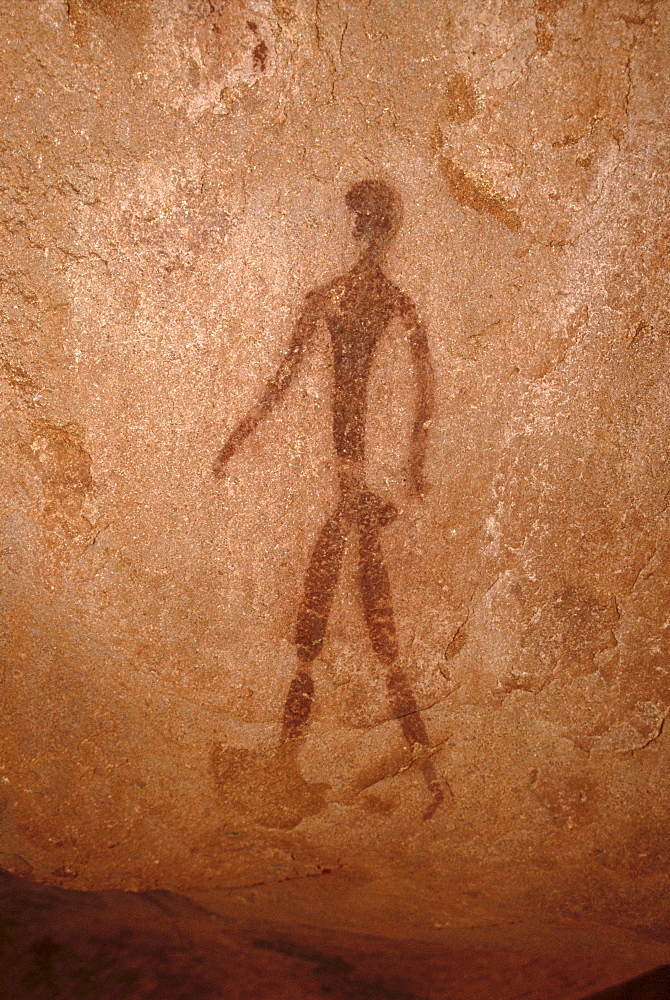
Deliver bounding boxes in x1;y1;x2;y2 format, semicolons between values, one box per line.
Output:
400;296;435;497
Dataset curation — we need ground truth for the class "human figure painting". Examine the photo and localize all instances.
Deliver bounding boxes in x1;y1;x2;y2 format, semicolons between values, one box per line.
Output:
211;180;444;828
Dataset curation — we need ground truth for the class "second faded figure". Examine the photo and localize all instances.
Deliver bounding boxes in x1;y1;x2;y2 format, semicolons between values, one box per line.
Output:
213;180;444;824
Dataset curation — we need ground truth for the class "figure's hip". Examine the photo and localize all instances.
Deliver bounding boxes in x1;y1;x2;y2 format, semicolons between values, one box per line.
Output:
335;458;397;529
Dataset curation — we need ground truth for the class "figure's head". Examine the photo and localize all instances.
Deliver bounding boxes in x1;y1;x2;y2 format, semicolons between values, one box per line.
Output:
345;179;402;254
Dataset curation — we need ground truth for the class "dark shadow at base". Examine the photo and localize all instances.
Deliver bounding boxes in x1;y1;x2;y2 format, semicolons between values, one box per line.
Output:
1;870;668;1000
0;870;416;1000
581;966;670;1000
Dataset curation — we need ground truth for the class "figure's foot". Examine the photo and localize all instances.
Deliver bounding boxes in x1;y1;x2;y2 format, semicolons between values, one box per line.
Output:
210;740;329;830
421;776;445;821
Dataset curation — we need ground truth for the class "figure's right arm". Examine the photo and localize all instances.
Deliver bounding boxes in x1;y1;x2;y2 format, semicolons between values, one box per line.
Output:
213;290;322;477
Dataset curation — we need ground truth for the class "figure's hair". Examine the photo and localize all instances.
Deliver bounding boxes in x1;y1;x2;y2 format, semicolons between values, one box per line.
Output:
345;179;402;239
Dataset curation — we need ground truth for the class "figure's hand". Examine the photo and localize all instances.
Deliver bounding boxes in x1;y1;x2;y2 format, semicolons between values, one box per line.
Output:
406;458;430;499
411;471;431;500
212;440;235;478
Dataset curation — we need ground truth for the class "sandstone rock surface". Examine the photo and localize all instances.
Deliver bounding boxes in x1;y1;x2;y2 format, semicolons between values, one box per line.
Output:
1;1;669;996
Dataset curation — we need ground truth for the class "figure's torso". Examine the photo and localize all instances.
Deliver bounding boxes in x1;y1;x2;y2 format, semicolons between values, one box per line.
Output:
318;263;408;461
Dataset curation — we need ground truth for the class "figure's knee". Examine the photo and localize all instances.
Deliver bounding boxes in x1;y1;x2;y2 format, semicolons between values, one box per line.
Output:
366;618;399;665
295;609;327;663
386;667;418;715
287;666;314;700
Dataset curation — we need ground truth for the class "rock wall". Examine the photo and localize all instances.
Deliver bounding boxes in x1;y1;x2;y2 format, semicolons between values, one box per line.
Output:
1;0;669;995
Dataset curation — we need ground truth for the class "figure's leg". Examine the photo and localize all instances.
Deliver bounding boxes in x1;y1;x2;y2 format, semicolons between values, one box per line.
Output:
358;520;444;818
357;519;399;665
280;511;346;743
210;513;343;831
357;521;423;739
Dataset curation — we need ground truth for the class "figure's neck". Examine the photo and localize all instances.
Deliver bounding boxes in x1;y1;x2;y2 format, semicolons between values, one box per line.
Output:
354;244;385;271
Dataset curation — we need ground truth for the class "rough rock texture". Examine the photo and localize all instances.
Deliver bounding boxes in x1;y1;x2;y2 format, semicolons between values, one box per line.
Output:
1;1;669;997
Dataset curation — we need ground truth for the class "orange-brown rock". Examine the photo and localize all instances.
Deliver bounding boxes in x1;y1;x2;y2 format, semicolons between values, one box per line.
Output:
1;1;669;997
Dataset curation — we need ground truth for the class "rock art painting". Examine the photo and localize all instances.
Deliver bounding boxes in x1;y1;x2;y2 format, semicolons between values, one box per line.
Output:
211;180;444;827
